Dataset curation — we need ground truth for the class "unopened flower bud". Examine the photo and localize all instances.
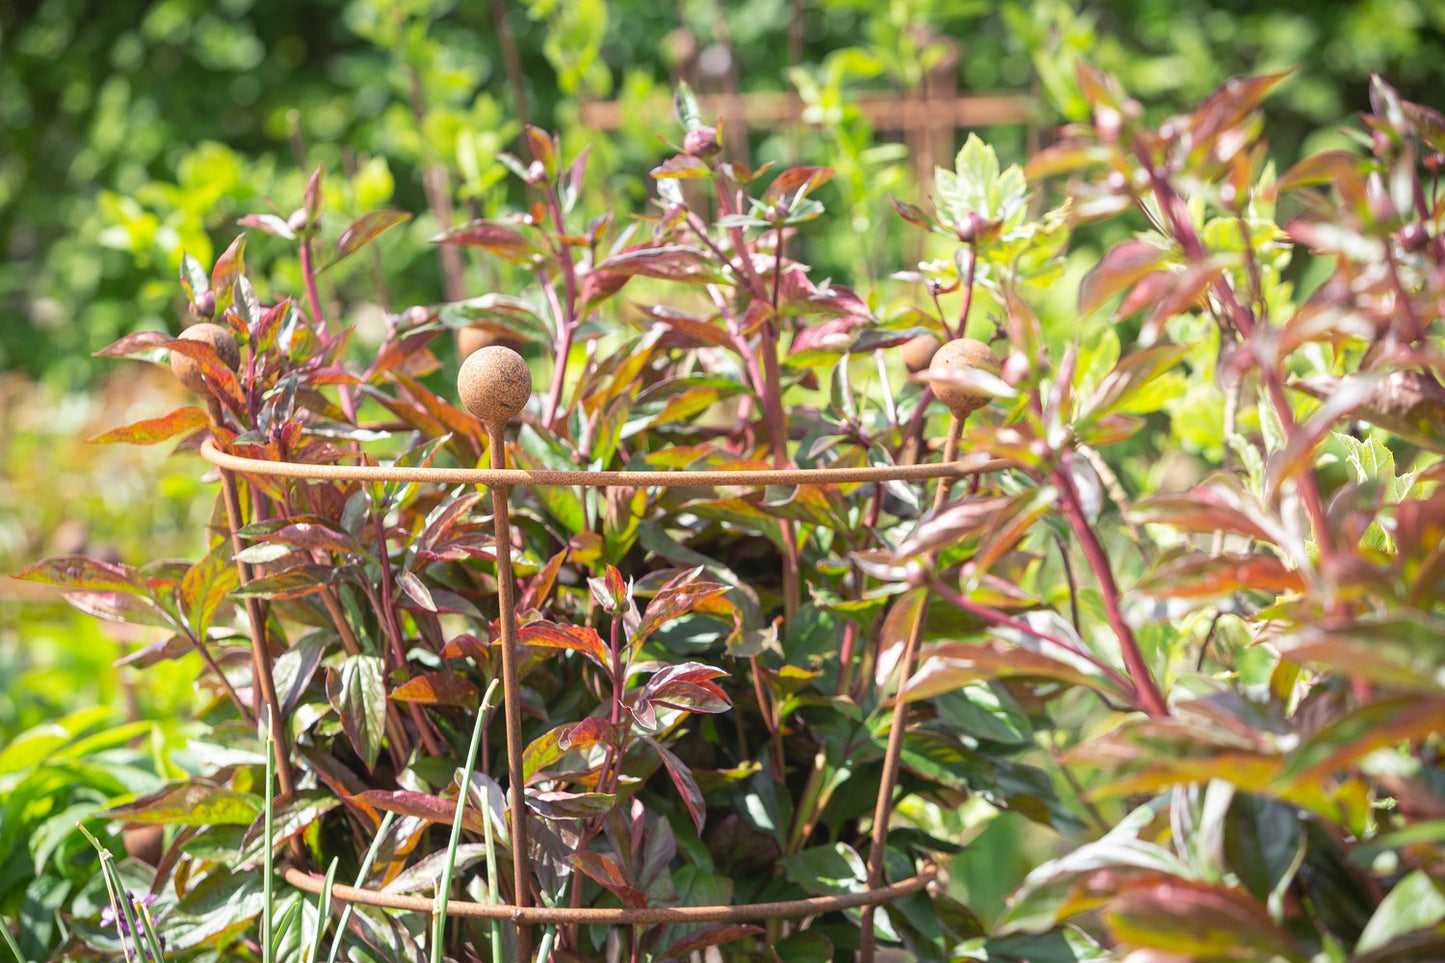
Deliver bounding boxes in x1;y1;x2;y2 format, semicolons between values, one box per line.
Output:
683;126;721;158
1400;222;1429;252
953;211;984;242
1002;350;1030;387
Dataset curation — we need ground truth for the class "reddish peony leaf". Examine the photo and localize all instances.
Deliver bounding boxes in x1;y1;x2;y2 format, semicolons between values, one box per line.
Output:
517;620;609;669
1137;552;1306;601
567;851;647;908
523;717;615;783
14;555;146;594
328;655;387;769
333;210;411;265
660;924;764;958
232;565;335;600
162;337;246;408
432;219;536;264
1080;241;1171;314
210;234;247;307
390;671;478;707
1103;876;1300;960
93;330;173;358
105;781;259;826
633;568;730;645
645;736;707;833
526;790;615;819
651;154;710;179
766;165;833;201
353;789;490;835
87;407;209;448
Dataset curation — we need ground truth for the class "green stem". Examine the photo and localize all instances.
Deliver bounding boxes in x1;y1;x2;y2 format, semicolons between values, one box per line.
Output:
433;678;501;963
327;812;397;963
263;720;275;963
0;915;23;963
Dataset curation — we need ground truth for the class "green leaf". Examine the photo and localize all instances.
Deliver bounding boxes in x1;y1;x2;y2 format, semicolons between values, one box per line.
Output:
179;251;209;301
181;539;241;639
674;80;703;131
165;869;264;951
936;683;1031;744
779;842;868;897
105;781;260;826
327;655;387;769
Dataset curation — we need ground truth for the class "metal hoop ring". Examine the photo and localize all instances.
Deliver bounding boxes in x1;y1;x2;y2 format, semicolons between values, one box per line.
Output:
282;862;936;924
199;438;1003;489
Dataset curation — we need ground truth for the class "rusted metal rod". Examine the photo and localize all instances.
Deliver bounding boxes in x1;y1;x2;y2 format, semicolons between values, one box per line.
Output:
858;416;962;962
199;438;1003;489
486;422;533;956
580;90;1033;132
206;399;296;801
282;861;936;924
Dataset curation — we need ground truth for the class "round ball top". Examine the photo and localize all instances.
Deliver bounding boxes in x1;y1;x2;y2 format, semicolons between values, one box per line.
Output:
170;322;240;393
458;345;532;426
900;333;942;374
928;337;1001;418
457;326;524;359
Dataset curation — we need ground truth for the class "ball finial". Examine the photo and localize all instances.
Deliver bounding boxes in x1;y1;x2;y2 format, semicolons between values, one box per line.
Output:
900;333;942;374
170;323;240;393
457;326;524;359
928;337;1001;419
458;345;532;426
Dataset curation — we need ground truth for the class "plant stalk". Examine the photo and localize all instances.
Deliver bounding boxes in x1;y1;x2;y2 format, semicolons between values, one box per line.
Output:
1054;450;1169;718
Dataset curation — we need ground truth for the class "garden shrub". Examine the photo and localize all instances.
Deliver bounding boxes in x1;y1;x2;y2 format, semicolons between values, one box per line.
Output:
11;64;1445;962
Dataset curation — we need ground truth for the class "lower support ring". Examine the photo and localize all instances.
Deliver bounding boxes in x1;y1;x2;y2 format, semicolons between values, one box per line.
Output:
282;861;936;925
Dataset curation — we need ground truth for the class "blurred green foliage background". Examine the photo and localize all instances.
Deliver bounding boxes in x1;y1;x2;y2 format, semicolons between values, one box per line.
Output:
1;0;1443;941
5;0;1444;384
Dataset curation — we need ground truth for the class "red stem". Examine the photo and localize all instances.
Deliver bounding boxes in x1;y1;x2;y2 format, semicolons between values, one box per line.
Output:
929;581;1136;696
300;238;326;330
1053;451;1169;717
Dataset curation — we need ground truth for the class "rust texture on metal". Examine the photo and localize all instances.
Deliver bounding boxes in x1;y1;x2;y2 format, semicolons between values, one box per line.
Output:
282;862;937;924
199;437;1000;488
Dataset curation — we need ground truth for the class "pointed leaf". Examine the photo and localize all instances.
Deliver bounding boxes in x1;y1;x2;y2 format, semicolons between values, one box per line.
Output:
568;851;647;908
105;782;259;826
327;655;387;768
390;671;478;707
333;210;411;265
88;406;209;446
517;621;609;669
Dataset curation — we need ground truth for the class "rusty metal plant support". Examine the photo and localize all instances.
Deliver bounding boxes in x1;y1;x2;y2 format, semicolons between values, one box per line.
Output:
195;345;994;959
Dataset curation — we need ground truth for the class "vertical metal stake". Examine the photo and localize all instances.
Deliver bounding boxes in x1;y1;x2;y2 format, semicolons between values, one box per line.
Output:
488;423;533;958
859;417;961;962
208;399;296;801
